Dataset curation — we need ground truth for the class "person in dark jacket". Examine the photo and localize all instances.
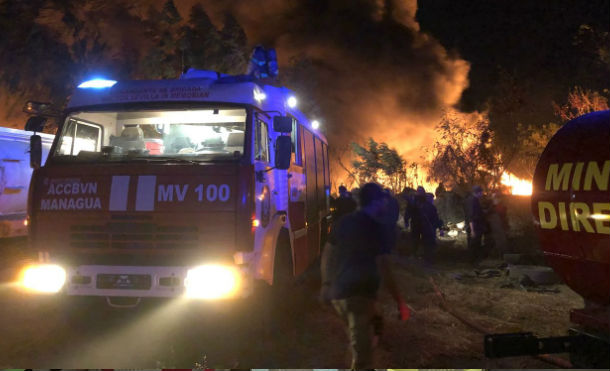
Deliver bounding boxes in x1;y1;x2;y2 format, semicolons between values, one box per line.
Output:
320;183;409;368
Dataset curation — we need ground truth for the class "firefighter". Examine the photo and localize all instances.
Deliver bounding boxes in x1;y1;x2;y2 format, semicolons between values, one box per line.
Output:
320;183;409;368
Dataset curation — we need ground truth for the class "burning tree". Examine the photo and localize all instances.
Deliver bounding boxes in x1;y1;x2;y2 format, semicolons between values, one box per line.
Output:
426;109;504;194
349;138;414;192
553;86;609;122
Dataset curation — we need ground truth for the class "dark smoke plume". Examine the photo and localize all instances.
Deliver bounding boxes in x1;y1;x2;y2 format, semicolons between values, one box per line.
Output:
191;0;472;186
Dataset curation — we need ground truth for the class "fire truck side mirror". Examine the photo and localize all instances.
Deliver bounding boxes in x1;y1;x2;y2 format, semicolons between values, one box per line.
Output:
275;136;291;170
273;116;292;133
25;116;47;132
30;134;42;169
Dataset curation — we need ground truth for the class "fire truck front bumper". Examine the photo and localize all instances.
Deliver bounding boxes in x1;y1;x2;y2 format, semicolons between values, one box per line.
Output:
20;263;252;300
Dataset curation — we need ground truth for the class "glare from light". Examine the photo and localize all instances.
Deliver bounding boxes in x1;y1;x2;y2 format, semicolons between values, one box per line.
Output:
23;219;28;226
253;90;267;102
590;213;610;220
456;221;465;229
311;120;320;130
77;78;117;88
184;264;240;299
252;219;260;228
21;264;66;293
287;96;297;108
447;230;458;237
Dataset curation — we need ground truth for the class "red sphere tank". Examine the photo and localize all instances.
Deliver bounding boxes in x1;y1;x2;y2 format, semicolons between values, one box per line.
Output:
531;110;610;308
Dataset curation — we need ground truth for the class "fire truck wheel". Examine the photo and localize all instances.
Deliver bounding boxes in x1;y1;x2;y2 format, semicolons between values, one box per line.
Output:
272;230;294;292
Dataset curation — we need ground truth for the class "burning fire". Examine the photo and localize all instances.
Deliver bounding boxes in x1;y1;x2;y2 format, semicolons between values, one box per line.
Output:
501;172;532;196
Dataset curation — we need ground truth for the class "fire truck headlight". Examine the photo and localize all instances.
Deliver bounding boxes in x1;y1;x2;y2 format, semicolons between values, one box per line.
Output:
184;264;241;299
21;264;66;293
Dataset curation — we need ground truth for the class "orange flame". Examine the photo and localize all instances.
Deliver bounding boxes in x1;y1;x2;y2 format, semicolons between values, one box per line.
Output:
501;172;532;196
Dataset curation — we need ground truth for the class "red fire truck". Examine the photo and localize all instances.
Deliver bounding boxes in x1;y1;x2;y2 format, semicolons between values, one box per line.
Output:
19;65;331;307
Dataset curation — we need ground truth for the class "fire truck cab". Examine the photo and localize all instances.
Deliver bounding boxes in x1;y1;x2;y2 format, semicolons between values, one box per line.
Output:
21;68;331;305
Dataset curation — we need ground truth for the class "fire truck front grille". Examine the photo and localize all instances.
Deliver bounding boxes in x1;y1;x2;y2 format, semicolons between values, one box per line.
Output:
70;223;199;249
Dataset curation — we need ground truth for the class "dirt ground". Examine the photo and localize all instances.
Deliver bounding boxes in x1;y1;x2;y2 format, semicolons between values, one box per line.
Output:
0;235;581;368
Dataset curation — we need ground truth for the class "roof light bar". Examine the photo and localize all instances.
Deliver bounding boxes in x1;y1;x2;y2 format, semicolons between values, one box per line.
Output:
78;78;117;88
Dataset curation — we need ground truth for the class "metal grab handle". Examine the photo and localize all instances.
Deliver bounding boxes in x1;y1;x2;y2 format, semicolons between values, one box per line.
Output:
105;296;141;308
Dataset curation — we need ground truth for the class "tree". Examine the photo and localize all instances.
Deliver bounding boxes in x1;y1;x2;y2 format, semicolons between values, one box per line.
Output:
350;138;408;192
426;109;502;194
179;5;250;75
553;86;609;122
139;0;183;78
0;1;74;122
351;138;382;184
181;4;222;72
219;13;249;74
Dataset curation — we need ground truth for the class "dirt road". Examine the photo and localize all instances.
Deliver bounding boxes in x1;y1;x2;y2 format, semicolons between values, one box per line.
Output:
0;237;580;368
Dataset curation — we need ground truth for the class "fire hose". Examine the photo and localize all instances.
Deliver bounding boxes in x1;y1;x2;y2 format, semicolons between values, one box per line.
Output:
428;277;573;368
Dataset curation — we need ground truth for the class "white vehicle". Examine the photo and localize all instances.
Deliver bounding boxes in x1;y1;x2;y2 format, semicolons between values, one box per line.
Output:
0;127;53;237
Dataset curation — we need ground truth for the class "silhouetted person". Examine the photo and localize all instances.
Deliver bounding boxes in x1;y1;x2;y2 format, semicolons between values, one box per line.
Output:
465;185;486;264
488;192;509;257
407;186;426;255
409;192;443;265
381;188;400;252
435;182;446;198
332;185;357;221
321;183;409;368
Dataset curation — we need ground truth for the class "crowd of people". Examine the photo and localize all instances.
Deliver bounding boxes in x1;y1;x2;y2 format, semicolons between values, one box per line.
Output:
324;181;510;367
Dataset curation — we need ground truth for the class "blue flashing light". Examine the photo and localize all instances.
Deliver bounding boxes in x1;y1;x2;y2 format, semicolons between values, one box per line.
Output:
78;78;117;88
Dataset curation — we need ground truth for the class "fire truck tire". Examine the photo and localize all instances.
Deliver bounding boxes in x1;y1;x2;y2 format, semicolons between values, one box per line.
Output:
272;230;294;291
253;230;295;335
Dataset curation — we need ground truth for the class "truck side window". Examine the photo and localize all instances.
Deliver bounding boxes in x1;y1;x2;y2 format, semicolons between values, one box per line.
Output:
58;120;102;156
291;118;303;166
255;120;269;162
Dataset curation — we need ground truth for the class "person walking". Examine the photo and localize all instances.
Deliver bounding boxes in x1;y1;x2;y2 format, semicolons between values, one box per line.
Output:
465;185;487;264
320;183;409;368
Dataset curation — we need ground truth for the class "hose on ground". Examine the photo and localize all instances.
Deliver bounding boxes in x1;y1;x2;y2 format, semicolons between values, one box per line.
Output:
428;276;573;369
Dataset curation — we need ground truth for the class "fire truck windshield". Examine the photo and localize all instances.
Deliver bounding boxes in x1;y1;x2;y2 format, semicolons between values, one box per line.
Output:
52;108;247;162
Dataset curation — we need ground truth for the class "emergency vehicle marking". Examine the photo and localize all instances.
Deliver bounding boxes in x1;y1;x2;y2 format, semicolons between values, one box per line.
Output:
135;175;156;211
158;184;189;202
193;184;231;202
102;86;210;103
545;160;609;191
41;179;102;211
46;181;97;195
537;160;610;235
109;176;130;211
